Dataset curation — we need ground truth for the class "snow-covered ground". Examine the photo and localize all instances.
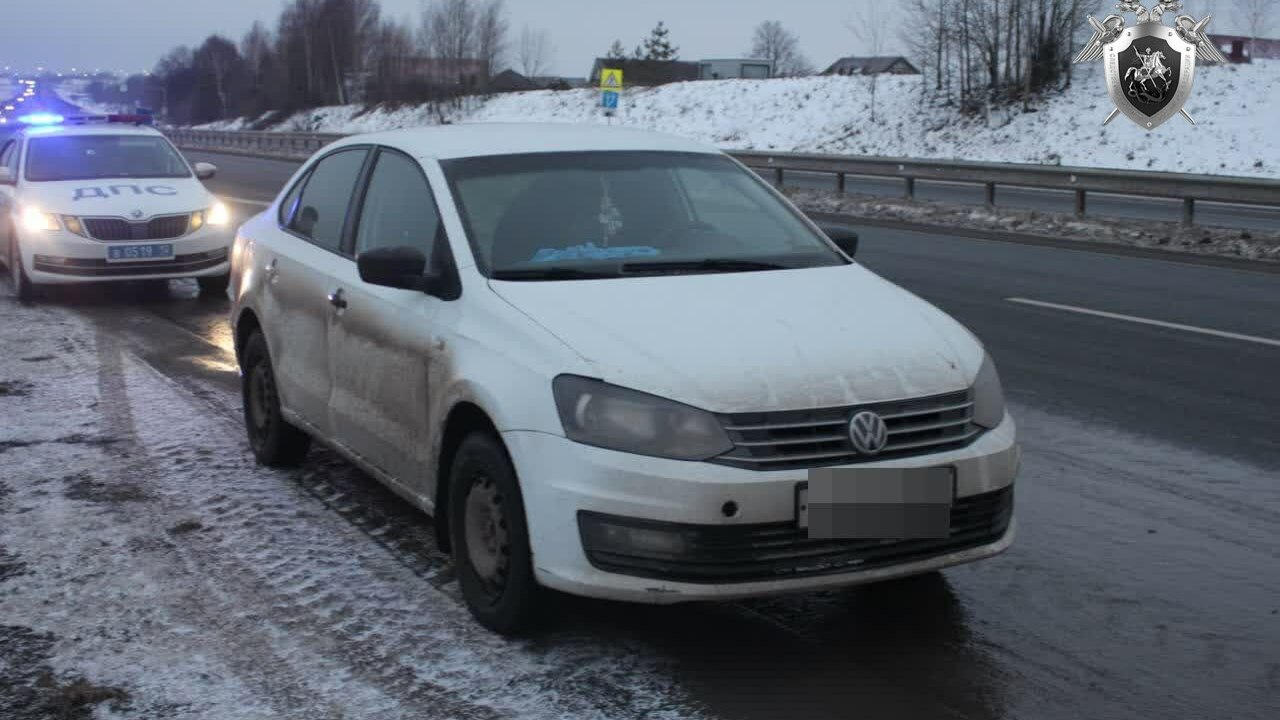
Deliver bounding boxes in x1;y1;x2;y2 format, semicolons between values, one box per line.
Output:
0;296;707;719
198;60;1280;178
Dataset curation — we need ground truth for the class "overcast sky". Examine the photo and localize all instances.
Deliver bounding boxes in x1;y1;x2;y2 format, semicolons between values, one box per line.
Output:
0;0;1249;77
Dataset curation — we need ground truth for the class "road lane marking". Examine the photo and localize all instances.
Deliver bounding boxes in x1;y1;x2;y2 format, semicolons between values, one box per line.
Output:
1005;297;1280;348
219;196;271;207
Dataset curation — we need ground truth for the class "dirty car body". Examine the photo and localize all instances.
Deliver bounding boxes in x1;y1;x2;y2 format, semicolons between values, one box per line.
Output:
229;123;1018;629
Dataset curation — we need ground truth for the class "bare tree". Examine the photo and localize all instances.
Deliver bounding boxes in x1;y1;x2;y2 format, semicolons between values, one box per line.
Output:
518;25;553;77
475;0;509;77
423;0;477;61
1234;0;1275;57
748;21;814;76
847;5;892;122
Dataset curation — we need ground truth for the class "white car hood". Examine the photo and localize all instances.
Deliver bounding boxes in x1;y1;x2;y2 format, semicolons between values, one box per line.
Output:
21;177;211;217
490;263;983;413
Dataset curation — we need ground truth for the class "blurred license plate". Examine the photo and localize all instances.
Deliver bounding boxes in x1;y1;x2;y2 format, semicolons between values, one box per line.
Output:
107;244;173;262
797;467;955;539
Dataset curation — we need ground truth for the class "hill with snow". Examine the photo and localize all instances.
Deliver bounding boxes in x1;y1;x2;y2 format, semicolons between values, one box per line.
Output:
198;60;1280;179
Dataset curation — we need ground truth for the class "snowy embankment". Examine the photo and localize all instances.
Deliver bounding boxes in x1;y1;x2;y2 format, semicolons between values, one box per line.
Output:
197;60;1280;178
55;78;126;115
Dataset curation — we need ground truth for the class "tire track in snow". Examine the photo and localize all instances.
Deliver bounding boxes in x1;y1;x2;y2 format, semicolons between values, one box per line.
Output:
78;310;709;718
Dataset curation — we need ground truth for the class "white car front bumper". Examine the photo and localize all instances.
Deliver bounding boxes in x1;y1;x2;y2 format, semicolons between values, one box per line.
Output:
16;225;233;284
504;412;1020;604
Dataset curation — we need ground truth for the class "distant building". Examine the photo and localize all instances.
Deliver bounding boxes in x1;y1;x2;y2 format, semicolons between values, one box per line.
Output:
588;58;700;87
1208;34;1280;62
698;58;774;80
488;70;589;93
488;69;541;93
822;56;920;76
402;57;490;91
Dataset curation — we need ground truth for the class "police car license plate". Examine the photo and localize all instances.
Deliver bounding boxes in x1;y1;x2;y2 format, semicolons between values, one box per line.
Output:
107;244;174;262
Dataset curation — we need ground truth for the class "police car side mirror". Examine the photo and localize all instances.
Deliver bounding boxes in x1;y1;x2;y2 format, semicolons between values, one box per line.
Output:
818;223;859;257
0;167;14;185
193;162;217;180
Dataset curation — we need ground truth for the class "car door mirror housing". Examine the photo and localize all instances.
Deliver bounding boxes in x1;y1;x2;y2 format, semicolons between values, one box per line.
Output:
818;223;859;257
193;162;217;180
358;245;437;292
0;167;14;185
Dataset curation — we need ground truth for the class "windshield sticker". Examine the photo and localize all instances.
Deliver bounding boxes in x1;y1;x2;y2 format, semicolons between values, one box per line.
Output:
530;243;660;263
598;183;623;244
72;184;179;201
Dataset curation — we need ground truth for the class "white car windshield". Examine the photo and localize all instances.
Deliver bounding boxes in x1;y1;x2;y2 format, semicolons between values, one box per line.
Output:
443;151;846;279
25;134;192;182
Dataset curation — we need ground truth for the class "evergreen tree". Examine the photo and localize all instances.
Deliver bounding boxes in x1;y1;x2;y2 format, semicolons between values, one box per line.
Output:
605;39;628;60
641;21;678;61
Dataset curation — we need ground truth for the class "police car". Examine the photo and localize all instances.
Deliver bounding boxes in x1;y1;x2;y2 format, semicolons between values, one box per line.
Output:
0;113;233;301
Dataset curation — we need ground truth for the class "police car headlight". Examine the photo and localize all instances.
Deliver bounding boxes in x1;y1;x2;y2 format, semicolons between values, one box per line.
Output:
21;207;60;232
207;202;231;226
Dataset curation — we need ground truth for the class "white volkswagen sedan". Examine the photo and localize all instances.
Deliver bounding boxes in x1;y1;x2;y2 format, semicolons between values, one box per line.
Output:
0;115;234;301
229;124;1019;634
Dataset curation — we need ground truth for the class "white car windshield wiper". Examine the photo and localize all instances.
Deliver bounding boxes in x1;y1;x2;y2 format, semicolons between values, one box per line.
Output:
620;258;793;275
490;266;622;281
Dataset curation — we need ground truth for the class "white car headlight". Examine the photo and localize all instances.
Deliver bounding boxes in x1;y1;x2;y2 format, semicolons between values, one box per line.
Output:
972;352;1007;429
553;375;734;460
21;207;60;232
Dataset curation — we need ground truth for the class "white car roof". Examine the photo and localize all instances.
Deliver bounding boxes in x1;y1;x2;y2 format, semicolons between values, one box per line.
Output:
330;122;722;160
19;123;163;139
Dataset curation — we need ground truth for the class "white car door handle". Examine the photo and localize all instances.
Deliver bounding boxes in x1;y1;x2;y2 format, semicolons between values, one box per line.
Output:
327;288;348;310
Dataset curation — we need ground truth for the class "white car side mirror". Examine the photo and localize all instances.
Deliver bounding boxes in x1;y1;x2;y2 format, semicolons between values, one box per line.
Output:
194;162;217;180
0;167;14;185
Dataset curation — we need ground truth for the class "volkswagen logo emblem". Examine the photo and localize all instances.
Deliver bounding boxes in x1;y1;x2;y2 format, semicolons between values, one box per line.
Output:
130;209;144;219
848;411;888;455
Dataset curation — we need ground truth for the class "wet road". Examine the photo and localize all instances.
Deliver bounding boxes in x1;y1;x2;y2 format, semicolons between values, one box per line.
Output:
3;154;1279;718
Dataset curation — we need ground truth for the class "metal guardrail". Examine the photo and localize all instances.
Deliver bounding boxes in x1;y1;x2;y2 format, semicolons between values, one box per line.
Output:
167;128;1280;227
167;129;346;160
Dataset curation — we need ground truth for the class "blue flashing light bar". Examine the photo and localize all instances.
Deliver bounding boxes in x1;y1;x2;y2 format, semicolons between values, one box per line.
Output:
17;113;64;125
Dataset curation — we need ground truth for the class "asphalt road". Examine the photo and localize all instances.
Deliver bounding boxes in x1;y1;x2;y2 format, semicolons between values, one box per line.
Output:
2;149;1277;719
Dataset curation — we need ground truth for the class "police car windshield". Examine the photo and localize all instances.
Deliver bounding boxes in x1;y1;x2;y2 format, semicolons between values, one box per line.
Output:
25;135;191;182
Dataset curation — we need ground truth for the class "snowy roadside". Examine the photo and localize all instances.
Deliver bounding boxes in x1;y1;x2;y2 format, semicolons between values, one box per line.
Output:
0;295;707;719
191;61;1280;180
784;187;1280;265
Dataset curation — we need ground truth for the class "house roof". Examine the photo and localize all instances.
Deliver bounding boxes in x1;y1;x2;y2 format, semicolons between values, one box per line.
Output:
823;56;920;75
488;69;541;92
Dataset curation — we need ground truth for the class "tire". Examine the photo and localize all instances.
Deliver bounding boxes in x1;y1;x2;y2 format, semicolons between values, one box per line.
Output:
197;272;230;296
241;330;311;467
448;432;542;635
9;231;34;303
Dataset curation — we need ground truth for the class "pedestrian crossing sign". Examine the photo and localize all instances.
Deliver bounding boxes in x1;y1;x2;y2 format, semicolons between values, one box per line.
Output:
600;69;623;90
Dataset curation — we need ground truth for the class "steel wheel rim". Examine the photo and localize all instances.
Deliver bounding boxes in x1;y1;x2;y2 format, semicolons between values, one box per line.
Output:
248;362;275;439
463;474;510;598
